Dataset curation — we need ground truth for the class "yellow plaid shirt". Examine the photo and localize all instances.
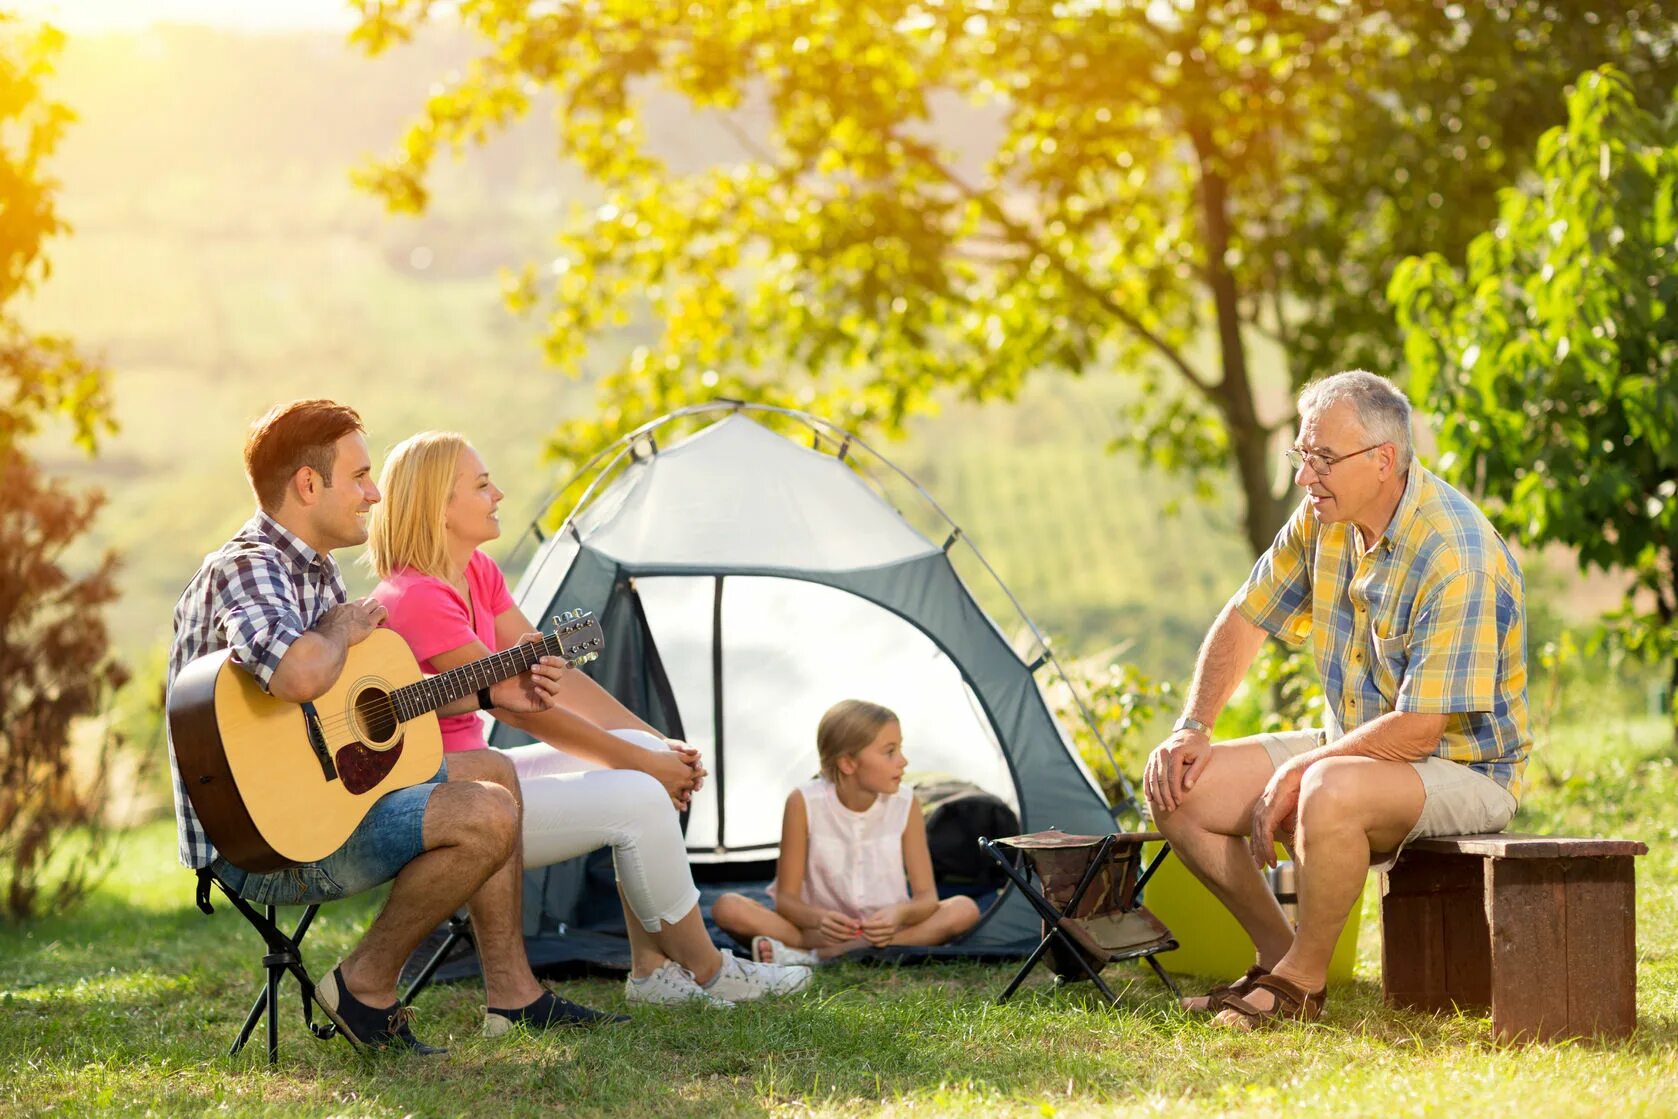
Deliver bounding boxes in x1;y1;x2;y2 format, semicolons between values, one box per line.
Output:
1235;465;1532;800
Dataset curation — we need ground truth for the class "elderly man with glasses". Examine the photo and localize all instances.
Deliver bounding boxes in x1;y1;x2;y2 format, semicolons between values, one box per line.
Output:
1144;369;1531;1030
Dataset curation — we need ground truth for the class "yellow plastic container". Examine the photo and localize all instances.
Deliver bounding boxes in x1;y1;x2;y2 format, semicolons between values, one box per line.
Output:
1140;842;1361;984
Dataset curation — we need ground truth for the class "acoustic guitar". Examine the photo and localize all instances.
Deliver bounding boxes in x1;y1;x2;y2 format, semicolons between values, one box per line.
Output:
169;610;603;872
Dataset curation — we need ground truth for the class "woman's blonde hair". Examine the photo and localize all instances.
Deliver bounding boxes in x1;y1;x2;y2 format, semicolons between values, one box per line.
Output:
816;699;899;782
365;430;469;580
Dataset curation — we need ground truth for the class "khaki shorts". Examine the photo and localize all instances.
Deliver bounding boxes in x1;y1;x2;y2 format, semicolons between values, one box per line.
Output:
1259;730;1517;871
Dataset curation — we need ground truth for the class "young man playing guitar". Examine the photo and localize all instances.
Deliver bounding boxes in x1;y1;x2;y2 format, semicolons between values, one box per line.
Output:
165;399;615;1053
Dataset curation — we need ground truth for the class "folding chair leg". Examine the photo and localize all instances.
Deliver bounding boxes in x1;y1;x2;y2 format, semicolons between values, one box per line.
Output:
265;930;280;1063
226;902;320;1063
402;913;474;1008
230;981;267;1059
1143;952;1182;1000
1132;842;1171;896
1046;926;1120;1005
997;933;1058;1004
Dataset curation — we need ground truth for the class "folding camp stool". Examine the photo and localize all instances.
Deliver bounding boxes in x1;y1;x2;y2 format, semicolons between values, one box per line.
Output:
980;830;1180;1005
194;869;471;1063
194;868;336;1064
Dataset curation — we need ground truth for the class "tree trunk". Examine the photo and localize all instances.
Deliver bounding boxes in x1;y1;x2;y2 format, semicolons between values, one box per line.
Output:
1190;123;1293;558
1668;653;1677;752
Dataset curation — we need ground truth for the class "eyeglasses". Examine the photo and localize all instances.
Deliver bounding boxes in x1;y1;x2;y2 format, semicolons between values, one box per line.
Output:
1284;443;1386;477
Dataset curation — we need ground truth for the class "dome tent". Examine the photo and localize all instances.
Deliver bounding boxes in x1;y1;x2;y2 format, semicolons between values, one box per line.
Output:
491;403;1139;964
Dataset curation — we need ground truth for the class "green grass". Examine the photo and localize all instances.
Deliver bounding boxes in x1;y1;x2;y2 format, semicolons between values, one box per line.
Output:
5;716;1676;1117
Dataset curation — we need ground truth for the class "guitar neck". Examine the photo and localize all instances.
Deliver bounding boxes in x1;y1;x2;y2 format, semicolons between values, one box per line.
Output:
390;632;566;721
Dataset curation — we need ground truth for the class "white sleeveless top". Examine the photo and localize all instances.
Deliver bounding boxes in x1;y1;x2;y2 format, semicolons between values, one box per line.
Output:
790;777;912;919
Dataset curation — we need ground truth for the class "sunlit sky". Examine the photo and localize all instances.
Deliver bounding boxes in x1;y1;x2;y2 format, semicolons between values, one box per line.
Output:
9;0;357;31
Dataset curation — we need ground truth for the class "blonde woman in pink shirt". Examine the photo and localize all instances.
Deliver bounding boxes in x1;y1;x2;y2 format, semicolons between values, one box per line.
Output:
712;700;981;964
367;432;812;1020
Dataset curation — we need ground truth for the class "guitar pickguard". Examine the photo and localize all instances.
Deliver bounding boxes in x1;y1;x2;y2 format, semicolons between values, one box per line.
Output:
335;736;406;795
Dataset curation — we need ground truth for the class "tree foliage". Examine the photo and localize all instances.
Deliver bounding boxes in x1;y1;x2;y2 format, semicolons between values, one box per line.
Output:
355;0;1677;556
1392;65;1678;730
0;14;123;920
0;17;112;455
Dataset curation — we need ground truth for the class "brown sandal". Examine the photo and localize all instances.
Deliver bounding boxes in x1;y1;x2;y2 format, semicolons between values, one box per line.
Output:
1210;974;1326;1031
1180;964;1270;1014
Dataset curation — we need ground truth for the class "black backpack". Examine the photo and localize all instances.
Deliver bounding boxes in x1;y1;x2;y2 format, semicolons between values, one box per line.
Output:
919;780;1021;890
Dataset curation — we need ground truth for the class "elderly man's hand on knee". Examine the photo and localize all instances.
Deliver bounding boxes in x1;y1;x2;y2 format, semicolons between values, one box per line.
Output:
1144;727;1213;817
1248;757;1306;868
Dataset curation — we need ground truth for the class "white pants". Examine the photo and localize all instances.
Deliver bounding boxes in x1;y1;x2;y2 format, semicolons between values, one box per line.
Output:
503;729;700;932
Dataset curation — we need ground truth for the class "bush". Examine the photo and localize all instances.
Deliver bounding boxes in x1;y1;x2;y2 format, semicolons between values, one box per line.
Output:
1051;659;1177;814
0;449;128;920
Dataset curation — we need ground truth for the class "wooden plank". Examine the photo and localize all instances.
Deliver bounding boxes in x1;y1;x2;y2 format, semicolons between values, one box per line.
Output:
1382;851;1487;1012
1412;834;1648;859
1488;858;1571;1042
1440;878;1491;1010
1562;856;1638;1039
1382;878;1444;1011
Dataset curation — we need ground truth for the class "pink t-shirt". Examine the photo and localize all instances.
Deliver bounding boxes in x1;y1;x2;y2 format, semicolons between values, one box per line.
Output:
372;551;517;753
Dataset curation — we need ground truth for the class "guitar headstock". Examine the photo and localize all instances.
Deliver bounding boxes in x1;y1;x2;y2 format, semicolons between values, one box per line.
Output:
551;609;605;666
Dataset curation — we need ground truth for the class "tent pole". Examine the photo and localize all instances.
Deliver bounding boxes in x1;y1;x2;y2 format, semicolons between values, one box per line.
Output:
711;575;726;851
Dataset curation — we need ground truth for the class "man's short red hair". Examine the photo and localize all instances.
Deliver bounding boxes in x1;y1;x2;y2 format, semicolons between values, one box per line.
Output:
243;399;364;512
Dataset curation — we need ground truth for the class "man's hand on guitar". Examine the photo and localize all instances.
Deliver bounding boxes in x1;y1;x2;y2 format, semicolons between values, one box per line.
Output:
319;598;388;646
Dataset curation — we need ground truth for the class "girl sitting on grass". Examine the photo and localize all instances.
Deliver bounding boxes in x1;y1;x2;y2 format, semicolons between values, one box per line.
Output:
711;700;981;963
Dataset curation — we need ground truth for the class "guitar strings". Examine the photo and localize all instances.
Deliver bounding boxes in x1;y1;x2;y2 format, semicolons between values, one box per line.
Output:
301;633;593;743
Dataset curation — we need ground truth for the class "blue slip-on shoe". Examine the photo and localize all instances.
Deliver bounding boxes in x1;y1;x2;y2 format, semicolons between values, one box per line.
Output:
315;964;447;1055
484;988;630;1036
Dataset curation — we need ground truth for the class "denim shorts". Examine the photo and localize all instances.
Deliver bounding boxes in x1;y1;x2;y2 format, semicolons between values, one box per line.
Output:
1260;730;1516;870
212;762;446;906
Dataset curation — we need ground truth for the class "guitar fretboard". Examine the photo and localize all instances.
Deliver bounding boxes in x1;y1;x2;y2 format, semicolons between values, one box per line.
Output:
389;631;570;722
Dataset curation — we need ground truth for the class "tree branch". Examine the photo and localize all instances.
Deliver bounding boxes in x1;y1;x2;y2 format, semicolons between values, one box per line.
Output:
896;135;1216;403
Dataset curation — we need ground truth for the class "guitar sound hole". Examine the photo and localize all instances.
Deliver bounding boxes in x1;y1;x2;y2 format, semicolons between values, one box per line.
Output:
354;688;399;745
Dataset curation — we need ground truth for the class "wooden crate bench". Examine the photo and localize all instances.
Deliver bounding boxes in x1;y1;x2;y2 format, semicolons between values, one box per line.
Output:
1380;833;1648;1043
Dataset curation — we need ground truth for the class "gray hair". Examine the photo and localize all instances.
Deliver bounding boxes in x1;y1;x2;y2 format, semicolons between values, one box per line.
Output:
1297;370;1414;472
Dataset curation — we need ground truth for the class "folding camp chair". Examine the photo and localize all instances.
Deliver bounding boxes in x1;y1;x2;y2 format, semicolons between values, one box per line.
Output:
980;830;1180;1005
194;868;337;1064
194;869;472;1063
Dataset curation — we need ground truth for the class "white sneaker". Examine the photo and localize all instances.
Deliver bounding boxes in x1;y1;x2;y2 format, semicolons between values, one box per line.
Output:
703;950;813;1002
625;962;733;1008
752;935;822;967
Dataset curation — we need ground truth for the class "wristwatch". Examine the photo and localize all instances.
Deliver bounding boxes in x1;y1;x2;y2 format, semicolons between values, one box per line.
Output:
1171;715;1213;737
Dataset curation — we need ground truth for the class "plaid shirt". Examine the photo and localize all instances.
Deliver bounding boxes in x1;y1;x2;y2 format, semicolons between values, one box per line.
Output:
165;512;347;868
1235;465;1532;799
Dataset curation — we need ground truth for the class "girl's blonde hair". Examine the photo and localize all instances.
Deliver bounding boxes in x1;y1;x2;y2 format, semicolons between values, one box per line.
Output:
365;430;469;580
816;699;899;782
